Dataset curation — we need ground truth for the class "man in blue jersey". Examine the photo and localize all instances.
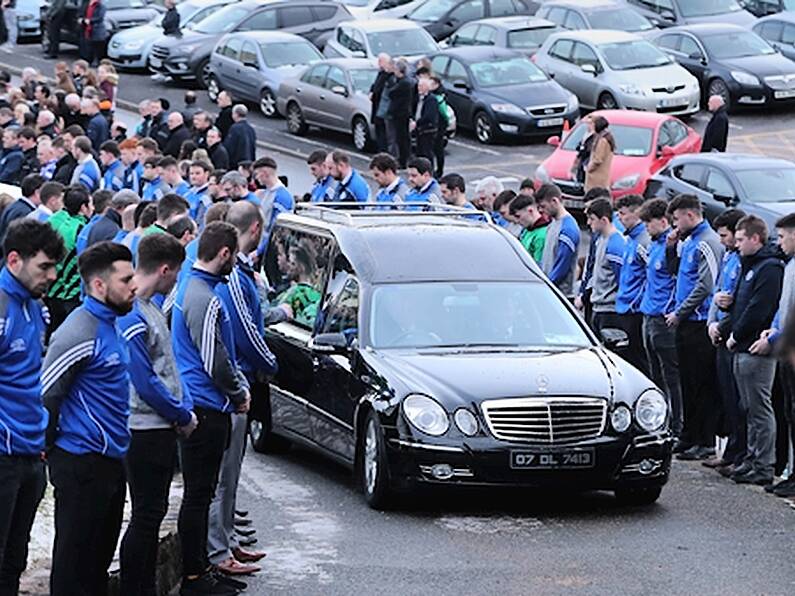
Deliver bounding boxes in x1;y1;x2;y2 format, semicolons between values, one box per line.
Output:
307;150;335;203
0;219;64;595
172;222;250;595
406;157;442;208
370;153;408;207
327;150;370;203
141;156;171;202
42;241;137;596
121;138;144;194
99;140;125;192
185;160;211;222
28;181;65;223
536;183;580;298
75;189;114;255
162;156;191;197
70;136;101;192
584;197;625;334
252;157;294;257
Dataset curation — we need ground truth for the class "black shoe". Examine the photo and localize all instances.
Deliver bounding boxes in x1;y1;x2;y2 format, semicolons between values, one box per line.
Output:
234;517;252;527
235;509;249;517
676;446;714;461
236;527;256;537
672;439;693;454
238;535;258;547
773;478;795;497
717;464;736;478
211;569;247;592
732;471;773;486
180;572;238;595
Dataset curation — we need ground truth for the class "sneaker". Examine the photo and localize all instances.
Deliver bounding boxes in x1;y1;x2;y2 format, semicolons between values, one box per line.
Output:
732;470;773;486
180;572;237;595
773;478;795;498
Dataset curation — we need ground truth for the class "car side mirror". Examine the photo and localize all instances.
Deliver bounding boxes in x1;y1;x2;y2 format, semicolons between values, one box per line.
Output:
243;60;257;69
600;328;629;351
331;85;349;97
660;8;676;22
352;49;366;58
658;145;676;158
547;135;561;147
715;193;738;206
581;63;597;76
309;332;350;353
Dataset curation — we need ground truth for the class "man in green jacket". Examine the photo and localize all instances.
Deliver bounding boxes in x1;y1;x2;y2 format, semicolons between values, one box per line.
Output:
511;193;550;264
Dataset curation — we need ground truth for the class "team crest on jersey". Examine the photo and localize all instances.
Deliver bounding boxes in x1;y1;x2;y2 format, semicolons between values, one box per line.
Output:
654;260;662;270
105;352;121;367
9;338;26;353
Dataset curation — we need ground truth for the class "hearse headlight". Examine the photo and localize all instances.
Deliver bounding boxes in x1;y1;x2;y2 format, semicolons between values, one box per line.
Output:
403;394;449;436
610;405;632;433
454;408;479;436
635;389;667;432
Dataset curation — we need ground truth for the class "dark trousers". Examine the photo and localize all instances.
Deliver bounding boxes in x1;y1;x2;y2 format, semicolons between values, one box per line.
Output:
643;316;683;436
0;455;46;596
178;407;230;577
415;130;436;168
618;312;648;376
716;345;746;465
43;297;81;342
48;448;126;596
676;320;718;448
47;12;64;56
120;429;178;596
433;130;446;178
80;38;105;66
777;363;795;473
386;117;410;168
373;117;387;153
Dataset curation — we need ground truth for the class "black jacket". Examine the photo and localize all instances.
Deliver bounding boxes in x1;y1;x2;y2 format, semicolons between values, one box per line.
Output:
370;70;391;123
19;147;40;181
87;209;122;247
216;106;234;138
162;7;181;36
163;124;192;158
414;93;439;135
52;154;76;185
701;107;729;153
224;120;256;168
0;198;34;259
209;141;229;171
387;77;413;120
719;244;784;352
148;111;170;150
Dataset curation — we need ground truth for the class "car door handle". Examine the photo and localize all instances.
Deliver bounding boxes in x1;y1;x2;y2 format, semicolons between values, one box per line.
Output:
319;94;326;100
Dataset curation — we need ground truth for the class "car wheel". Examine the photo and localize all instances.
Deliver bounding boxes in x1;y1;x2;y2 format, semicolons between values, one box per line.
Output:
207;75;221;102
352;116;371;152
260;88;277;118
248;412;290;454
286;102;308;135
707;78;731;108
474;111;496;144
614;486;662;506
597;92;618;110
196;58;211;89
359;411;393;510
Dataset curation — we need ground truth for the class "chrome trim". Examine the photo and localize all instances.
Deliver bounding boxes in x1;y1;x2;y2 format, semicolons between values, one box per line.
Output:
419;465;474;478
271;386;354;431
390;439;465;453
632;433;671;448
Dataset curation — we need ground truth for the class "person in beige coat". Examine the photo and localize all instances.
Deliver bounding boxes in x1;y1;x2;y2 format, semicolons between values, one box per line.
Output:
585;115;615;192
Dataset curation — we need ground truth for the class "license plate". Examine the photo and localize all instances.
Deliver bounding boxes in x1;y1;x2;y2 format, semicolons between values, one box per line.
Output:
537;117;564;127
658;98;684;108
150;57;162;68
775;90;795;99
510;448;595;470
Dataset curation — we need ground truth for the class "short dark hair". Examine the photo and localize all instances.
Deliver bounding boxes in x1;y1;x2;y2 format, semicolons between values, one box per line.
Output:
3;218;65;262
158;156;178;169
63;185;91;216
144;155;161;168
136;232;185;274
714;208;747;233
510;194;536;215
166;215;196;241
615;194;644;211
369;152;398;174
330;150;350;165
78;241;133;285
157;194;189;221
439;173;465;193
407;157;432;176
639;198;669;222
775;213;795;230
210;169;227;182
585;197;613;220
64;124;85;137
40;181;65;206
307;150;327;165
668;193;702;215
197;221;238;262
583;187;611;203
736;214;768;241
73;136;92;154
494;189;517;212
189;160;212;173
99;140;120;157
21;174;45;198
92;189;114;215
18;127;37;141
137;202;158;228
535;183;562;203
137;137;158;152
253;156;277;170
519;177;534;191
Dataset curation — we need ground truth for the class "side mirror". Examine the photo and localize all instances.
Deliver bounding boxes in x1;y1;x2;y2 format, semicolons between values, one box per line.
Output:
715;193;738;206
660;8;676;22
352;49;366;58
331;85;349;97
243;60;257;69
453;80;470;91
581;63;597;76
547;135;561;147
659;145;676;158
600;328;629;351
687;51;705;63
309;332;350;353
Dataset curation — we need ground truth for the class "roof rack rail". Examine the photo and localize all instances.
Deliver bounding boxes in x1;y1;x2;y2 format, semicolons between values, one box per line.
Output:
293;202;493;225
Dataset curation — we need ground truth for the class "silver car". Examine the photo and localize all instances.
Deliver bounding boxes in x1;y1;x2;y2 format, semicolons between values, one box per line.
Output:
534;29;700;114
277;58;379;151
323;18;439;59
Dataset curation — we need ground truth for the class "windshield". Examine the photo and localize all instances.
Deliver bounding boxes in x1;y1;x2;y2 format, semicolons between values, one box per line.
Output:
261;42;322;68
193;5;248;34
341;0;373;5
680;0;742;17
600;40;671;70
410;0;458;21
370;282;591;350
367;29;438;57
470;57;547;87
106;0;146;8
589;9;654;32
507;26;559;50
562;123;653;157
701;31;775;60
735;168;795;203
350;69;379;94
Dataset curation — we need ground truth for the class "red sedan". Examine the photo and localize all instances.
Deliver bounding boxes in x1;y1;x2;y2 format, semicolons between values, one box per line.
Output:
534;110;701;210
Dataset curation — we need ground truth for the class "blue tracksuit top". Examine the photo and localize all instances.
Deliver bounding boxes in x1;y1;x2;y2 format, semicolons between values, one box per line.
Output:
123;160;144;194
640;228;676;317
102;159;125;192
142;177;170;202
674;220;722;321
0;268;48;455
548;214;580;286
616;222;650;315
333;169;370;203
42;296;131;458
216;254;278;381
375;177;409;206
185;184;209;220
172;180;190;197
75;214;102;255
311;175;336;203
715;250;741;322
406;179;442;209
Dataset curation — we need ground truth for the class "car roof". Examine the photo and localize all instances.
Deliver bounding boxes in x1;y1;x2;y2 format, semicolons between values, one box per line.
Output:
757;11;795;25
544;0;624;9
345;18;425;32
223;31;309;43
664;23;750;36
548;29;640;44
670;153;795;169
469;16;557;30
578;109;673;126
313;57;379;69
435;46;522;61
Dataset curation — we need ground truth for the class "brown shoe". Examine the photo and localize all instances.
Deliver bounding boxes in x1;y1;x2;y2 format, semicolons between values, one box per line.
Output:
233;546;267;563
702;457;728;469
216;557;261;576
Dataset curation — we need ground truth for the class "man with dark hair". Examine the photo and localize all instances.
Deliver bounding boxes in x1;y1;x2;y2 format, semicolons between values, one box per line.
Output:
147;193;189;236
718;216;783;486
0;174;45;262
161;156;190;197
511;194;549;264
224;105;256;169
370;153;409;206
406;157;442;207
52;135;77;185
585;197;625;333
252;157;294;256
519;178;535;197
29;180;65;222
328;150;370;203
705;208;747;470
186;160;212;223
167;216;197;246
0;219;64;594
575;187;611;323
536;183;580;297
0;128;23;184
639;198;683;443
17;127;40;181
306;150;334;203
118;233;195;596
87;189;140;247
43;241;136;596
172;221;250;595
666;193;724;459
142;155;170;202
70;135;101;192
76;189;114;255
207;127;229;171
99;140;125;192
439;173;467;207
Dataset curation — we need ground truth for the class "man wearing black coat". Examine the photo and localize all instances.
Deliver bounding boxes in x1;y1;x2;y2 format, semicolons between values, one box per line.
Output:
386;60;412;169
701;95;729;153
147;98;170;150
18;127;41;181
224;105;256;169
370;54;392;153
207;127;229;170
215;91;234;138
163;111;191;158
162;0;180;36
411;77;439;168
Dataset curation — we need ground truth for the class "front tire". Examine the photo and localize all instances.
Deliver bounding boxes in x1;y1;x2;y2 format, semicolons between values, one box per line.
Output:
359;411;393;510
207;75;221;102
248;413;290;454
707;78;731;109
597;92;618;110
196;58;211;89
352;116;371;152
286;102;308;135
260;88;277;117
474;111;496;144
614;486;662;506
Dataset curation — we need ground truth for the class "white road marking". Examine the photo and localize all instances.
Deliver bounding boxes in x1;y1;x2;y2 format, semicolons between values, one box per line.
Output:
273;130;371;161
448;138;502;156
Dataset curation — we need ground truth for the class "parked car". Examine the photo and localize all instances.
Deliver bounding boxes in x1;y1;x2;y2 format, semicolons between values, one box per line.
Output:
252;204;673;509
536;0;656;35
742;0;795;17
445;16;560;57
15;0;45;41
534;109;701;209
340;0;426;19
652;24;795;108
323;18;439;59
428;46;579;144
42;0;164;56
148;0;352;88
645;153;795;232
625;0;757;28
108;0;234;70
534;29;700;114
208;31;323;117
752;10;795;61
277;58;379;150
406;0;539;42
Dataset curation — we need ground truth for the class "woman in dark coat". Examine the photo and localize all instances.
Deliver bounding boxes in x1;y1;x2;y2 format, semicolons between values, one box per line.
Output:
80;0;108;66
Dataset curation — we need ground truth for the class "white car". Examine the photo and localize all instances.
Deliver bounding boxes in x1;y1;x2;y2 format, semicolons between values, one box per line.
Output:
340;0;426;19
324;18;440;60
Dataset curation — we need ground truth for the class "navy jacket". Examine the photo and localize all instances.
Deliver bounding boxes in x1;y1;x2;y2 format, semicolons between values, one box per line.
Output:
86;112;110;151
224;120;256;168
0;146;23;184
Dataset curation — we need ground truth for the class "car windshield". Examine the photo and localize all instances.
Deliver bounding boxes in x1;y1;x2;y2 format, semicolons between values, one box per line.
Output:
507;26;559;50
350;69;379;94
367;29;438;57
341;0;373;5
599;40;671;70
735;168;795;203
409;0;459;21
562;123;653;156
679;0;743;17
589;9;654;32
106;0;146;8
470;57;547;87
701;31;775;59
370;282;591;350
261;42;322;68
193;5;249;34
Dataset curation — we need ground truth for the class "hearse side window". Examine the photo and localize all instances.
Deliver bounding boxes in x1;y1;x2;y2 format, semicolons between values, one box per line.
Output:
321;278;360;339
